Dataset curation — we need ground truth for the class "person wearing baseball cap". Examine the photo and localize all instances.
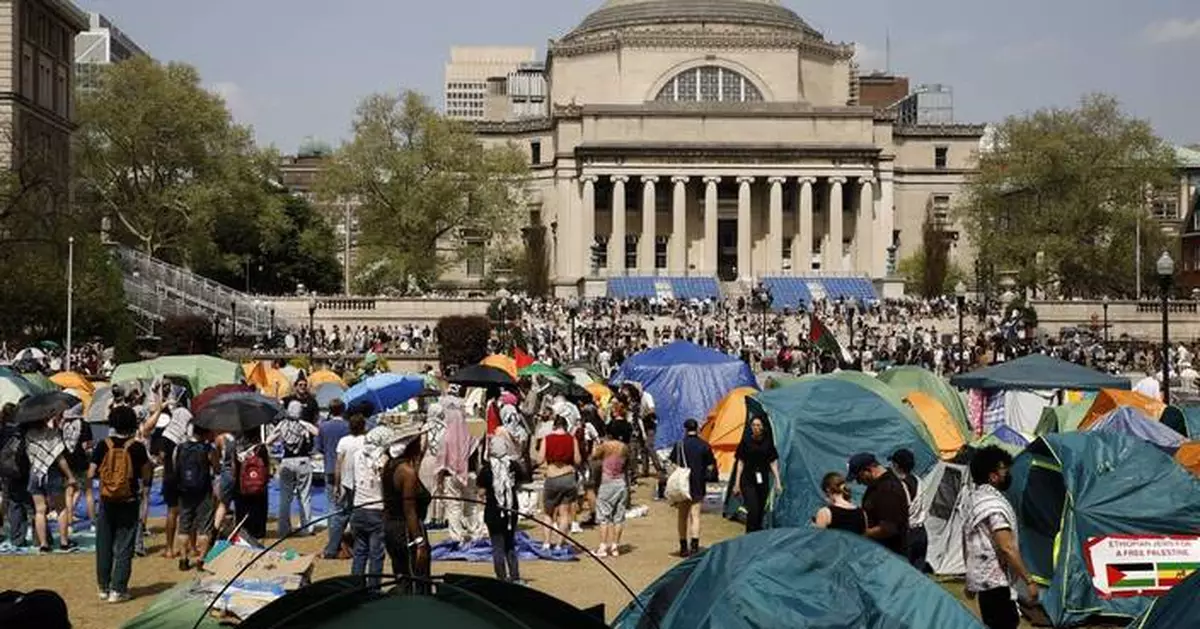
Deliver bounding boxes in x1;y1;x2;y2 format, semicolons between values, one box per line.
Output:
847;451;909;556
889;448;929;572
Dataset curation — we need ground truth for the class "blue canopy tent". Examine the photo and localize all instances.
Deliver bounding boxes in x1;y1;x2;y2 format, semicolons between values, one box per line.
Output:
950;354;1131;392
613;528;985;629
1008;432;1200;627
1089;406;1186;454
748;372;937;528
610;341;756;449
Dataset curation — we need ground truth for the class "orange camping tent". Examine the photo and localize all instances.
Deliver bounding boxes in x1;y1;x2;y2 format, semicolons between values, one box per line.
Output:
1175;442;1200;477
585;382;613;409
701;387;757;479
905;391;967;460
307;369;344;387
1077;389;1165;430
481;354;518;381
242;361;292;399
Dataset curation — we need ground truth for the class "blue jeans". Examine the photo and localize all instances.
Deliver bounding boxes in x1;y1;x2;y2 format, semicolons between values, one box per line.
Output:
3;478;32;547
277;458;312;538
322;487;353;558
350;508;385;590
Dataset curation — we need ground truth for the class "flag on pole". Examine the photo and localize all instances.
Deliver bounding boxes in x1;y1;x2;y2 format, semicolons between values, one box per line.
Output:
809;314;848;362
513;347;536;370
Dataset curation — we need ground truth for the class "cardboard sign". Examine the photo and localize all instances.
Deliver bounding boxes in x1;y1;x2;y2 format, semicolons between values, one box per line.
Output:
1084;535;1200;598
204;544;314;586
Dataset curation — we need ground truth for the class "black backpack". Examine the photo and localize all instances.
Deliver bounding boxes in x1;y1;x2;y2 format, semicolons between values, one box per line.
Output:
175;442;212;495
0;434;25;480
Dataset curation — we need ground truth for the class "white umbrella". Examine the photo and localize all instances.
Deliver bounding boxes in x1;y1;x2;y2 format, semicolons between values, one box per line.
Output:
14;347;46;362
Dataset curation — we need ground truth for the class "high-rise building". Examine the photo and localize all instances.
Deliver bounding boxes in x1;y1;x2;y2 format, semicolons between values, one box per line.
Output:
74;11;147;90
0;0;89;206
444;46;537;120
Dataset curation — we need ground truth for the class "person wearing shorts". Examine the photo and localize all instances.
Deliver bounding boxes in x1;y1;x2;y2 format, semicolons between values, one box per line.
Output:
537;417;580;551
173;428;217;571
592;433;628;557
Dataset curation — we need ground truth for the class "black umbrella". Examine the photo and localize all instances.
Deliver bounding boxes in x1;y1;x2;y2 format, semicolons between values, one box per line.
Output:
545;380;594;405
14;391;80;424
193;393;281;434
448;364;518;389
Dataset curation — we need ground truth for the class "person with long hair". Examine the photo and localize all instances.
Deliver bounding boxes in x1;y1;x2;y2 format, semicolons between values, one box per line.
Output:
25;412;78;552
812;472;866;534
537;415;581;551
381;419;432;593
731;417;781;533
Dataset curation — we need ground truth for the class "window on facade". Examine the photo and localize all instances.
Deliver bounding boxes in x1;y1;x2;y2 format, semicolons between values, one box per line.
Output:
935;146;948;170
54;66;67;117
931;195;951;228
655;236;668;269
625;235;638;270
21;45;33;98
465;242;485;277
595;235;609;269
654;66;763;103
1193;207;1200;232
530;140;541;165
1151;195;1179;220
38;56;51;108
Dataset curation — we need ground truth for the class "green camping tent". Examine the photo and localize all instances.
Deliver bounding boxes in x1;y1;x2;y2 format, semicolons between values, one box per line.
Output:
1033;398;1093;436
1008;432;1200;627
878;366;970;437
120;581;222;629
614;528;985;629
750;372;938;529
1166;403;1200;438
1129;568;1200;629
111;355;244;394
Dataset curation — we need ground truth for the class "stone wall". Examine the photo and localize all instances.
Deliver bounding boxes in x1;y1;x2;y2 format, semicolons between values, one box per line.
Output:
1030;300;1200;342
264;297;490;328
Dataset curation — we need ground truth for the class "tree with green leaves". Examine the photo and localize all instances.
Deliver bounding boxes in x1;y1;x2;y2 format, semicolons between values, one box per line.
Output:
960;94;1178;298
316;91;529;294
74;55;278;267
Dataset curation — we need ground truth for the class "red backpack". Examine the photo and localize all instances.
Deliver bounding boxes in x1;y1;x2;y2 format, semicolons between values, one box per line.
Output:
239;454;268;495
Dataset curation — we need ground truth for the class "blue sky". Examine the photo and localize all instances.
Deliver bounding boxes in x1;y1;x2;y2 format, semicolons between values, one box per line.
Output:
77;0;1199;152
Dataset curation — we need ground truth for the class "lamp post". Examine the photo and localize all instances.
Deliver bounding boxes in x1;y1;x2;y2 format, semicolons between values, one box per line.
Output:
253;299;262;337
751;283;772;358
955;281;967;373
307;294;317;358
1102;296;1110;344
1157;252;1174;404
568;306;577;360
65;236;74;372
847;299;857;368
496;286;511;352
269;307;276;335
230;301;237;341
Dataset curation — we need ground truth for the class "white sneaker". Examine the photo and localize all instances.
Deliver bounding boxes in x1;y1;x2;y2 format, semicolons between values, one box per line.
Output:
570;522;583;534
107;592;131;604
610;545;621;557
593;546;608;558
98;591;109;601
541;542;551;552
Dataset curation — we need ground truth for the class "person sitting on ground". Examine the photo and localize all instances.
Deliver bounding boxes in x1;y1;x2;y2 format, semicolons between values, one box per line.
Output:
812;472;866;534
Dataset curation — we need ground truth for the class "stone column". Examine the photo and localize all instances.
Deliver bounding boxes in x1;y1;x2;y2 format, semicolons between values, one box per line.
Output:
794;176;815;274
767;177;785;274
828;176;846;272
878;172;895;277
580;176;597;277
857;177;875;275
671;176;688;273
640;176;659;274
737;176;754;280
703;176;720;273
610;176;628;275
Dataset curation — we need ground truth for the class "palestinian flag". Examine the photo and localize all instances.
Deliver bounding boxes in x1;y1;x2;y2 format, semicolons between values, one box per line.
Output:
809;314;847;360
1157;562;1200;587
1106;563;1157;589
513;347;536;370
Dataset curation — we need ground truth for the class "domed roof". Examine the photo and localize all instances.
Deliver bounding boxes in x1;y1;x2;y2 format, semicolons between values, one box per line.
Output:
564;0;823;41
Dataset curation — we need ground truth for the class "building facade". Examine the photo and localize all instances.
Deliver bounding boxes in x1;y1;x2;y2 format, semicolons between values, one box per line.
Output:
472;0;985;296
0;0;88;205
74;11;146;90
444;46;538;120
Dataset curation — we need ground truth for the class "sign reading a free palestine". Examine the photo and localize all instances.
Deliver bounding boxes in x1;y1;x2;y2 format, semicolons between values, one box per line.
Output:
1085;535;1200;599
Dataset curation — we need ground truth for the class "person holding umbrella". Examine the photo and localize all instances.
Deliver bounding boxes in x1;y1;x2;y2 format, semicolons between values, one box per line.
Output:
19;394;81;552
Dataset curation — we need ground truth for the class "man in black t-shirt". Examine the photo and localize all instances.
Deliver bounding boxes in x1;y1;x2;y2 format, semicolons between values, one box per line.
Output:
848;452;909;556
89;407;153;603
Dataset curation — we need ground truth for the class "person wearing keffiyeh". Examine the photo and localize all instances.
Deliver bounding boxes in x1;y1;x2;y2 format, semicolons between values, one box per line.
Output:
477;428;522;583
61;404;95;533
24;414;79;552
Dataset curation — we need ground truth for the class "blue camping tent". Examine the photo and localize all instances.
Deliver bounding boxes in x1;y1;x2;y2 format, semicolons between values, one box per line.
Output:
610;341;756;449
1008;432;1200;627
1089;407;1186;454
613;528;985;629
749;372;937;528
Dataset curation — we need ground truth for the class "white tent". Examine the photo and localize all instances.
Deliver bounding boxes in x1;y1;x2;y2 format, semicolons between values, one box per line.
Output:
918;460;974;576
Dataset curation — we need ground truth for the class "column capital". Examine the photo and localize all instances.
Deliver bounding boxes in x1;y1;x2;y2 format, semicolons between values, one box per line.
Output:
736;176;755;184
828;176;848;185
671;175;690;184
798;176;817;185
611;175;629;183
580;175;599;184
859;176;876;187
640;175;660;184
703;175;722;184
767;176;787;185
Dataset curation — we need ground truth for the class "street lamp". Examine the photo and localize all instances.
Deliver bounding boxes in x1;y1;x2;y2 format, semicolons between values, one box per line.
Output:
568;306;578;360
1157;252;1174;404
496;286;511;352
847;299;858;368
65;236;74;372
307;294;318;358
230;301;237;341
955;281;967;373
751;283;773;358
1102;296;1110;344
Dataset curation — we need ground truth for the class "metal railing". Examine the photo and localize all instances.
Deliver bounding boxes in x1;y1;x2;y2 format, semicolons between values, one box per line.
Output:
115;245;279;336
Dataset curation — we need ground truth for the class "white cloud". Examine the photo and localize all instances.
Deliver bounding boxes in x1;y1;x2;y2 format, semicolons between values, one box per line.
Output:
1141;18;1200;45
207;81;254;122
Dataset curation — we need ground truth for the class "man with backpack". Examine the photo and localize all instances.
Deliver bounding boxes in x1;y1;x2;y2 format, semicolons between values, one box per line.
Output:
89;406;152;603
173;426;218;571
0;403;32;547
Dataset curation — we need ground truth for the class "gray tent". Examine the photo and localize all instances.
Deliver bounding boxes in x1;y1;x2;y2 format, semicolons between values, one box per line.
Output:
919;461;973;576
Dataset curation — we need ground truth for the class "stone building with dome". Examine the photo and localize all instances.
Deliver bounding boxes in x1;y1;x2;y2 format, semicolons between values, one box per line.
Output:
470;0;986;299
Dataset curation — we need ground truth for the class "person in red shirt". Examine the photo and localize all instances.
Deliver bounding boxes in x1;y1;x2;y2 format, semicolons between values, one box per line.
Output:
537;416;580;551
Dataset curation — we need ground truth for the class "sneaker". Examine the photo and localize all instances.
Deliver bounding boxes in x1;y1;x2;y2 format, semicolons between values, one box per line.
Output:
569;522;584;534
178;557;191;572
610;546;621;558
541;542;551;552
98;591;110;601
59;541;79;552
107;592;131;604
593;546;608;558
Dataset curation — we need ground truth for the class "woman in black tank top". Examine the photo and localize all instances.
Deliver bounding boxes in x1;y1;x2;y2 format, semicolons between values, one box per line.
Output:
812;472;867;535
382;434;432;593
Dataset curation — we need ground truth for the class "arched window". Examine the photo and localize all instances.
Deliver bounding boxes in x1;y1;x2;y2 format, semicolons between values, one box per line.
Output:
654;66;764;103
